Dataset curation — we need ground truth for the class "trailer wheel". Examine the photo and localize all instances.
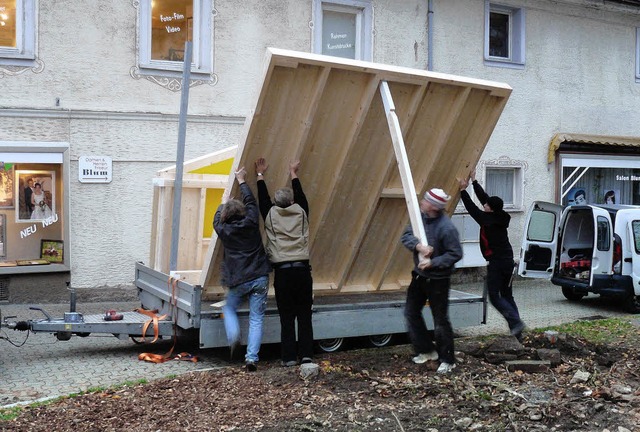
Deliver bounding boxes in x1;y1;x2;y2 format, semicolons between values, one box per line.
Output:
317;338;344;352
624;295;640;314
562;287;585;301
368;334;393;347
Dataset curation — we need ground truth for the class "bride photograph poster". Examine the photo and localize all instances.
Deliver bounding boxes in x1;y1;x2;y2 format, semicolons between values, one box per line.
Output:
15;170;55;223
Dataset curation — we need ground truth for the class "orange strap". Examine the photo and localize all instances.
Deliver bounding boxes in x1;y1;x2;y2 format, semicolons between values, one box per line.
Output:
134;307;168;343
136;277;198;364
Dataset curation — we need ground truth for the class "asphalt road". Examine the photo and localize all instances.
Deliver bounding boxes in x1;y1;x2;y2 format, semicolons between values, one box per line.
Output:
0;278;632;408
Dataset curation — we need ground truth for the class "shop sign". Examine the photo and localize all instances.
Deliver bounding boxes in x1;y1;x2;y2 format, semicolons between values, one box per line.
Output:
79;156;112;183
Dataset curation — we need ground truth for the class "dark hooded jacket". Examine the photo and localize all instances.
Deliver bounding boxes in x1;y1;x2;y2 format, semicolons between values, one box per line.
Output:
460;180;513;262
213;183;271;287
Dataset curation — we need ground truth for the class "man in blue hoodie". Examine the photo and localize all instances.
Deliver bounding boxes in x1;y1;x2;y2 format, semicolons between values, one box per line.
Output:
459;171;525;340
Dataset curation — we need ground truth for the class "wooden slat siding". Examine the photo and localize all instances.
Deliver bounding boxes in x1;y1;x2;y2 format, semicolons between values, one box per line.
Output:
157;146;237;175
342;198;410;292
203;63;327;290
304;72;381;290
331;85;401;291
195;188;206;269
268;48;512;96
149;184;161;269
195;49;511;295
154;186;174;272
419;88;499;204
335;81;425;291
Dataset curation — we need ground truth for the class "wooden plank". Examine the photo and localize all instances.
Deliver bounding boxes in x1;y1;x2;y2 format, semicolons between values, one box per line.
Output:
195;188;206;269
152;174;228;189
380;80;427;246
149;184;160;268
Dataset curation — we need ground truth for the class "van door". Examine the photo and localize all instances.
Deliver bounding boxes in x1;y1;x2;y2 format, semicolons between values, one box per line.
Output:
590;206;614;285
519;201;563;278
627;219;640;296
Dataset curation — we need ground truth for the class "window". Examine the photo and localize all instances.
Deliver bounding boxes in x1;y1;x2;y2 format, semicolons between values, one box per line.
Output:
484;1;525;68
312;0;372;61
596;216;610;251
138;0;212;75
485;166;524;210
0;0;36;65
527;210;556;242
633;221;640;254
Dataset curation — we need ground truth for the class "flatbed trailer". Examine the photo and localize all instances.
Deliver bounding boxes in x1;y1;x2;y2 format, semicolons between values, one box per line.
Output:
2;262;485;351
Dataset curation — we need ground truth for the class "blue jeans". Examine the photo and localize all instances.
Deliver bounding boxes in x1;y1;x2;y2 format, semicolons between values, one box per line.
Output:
223;275;269;363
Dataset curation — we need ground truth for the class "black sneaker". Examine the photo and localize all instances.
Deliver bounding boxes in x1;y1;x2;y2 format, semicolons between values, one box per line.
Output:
301;357;313;364
246;361;257;372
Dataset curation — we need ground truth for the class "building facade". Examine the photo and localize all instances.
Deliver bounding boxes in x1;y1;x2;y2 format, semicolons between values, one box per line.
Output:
0;0;639;301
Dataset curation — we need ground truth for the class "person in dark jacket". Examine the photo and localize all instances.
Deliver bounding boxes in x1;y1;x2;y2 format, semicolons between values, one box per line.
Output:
255;157;313;366
401;188;463;374
213;167;272;372
459;171;525;340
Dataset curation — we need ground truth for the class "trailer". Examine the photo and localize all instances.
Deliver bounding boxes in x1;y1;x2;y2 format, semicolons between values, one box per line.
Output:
2;49;512;351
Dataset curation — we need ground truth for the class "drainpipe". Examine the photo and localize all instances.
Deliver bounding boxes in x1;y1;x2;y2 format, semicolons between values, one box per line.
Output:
427;0;433;71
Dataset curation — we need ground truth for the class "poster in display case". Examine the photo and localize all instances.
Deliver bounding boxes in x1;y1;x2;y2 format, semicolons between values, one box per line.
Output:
40;239;63;263
0;164;14;208
15;170;56;223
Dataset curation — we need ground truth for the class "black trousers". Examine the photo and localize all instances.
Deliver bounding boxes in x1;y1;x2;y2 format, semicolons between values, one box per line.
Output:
486;259;521;330
274;266;314;361
404;273;455;364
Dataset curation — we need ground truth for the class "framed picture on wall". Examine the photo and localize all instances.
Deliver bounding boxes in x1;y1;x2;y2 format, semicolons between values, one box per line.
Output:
0;164;14;208
15;170;56;223
40;239;63;263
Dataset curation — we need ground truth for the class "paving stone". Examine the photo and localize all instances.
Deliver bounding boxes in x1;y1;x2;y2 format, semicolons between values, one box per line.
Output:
505;360;551;373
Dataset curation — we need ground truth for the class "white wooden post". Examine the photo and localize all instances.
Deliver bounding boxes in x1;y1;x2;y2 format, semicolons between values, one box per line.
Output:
379;81;430;267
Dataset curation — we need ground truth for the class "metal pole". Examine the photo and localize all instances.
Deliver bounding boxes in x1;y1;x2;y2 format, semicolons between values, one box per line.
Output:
169;41;193;273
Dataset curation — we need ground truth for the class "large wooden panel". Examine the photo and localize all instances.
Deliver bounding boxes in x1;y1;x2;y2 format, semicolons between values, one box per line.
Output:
201;48;511;295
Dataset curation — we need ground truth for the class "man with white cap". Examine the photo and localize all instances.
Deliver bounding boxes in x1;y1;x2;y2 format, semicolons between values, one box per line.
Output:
401;187;463;374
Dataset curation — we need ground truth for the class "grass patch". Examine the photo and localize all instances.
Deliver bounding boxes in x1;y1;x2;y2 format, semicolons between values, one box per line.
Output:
534;317;638;344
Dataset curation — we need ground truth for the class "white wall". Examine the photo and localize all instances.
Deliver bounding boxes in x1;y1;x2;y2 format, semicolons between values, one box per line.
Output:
1;0;639;288
432;0;640;253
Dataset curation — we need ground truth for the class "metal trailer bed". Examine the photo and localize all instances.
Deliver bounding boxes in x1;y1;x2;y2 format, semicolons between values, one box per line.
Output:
2;262;485;349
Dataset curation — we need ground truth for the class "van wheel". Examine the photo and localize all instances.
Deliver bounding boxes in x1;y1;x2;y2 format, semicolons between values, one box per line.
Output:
317;338;344;353
624;295;640;314
562;287;585;301
368;334;393;347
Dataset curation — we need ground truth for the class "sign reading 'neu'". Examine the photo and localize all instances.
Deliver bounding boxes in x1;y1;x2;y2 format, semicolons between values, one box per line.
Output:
78;155;112;183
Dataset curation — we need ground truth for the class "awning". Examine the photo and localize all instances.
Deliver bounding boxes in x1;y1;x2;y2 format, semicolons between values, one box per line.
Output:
548;133;640;163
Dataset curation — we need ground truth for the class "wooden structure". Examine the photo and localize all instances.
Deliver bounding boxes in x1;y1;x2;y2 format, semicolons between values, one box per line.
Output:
154;48;512;298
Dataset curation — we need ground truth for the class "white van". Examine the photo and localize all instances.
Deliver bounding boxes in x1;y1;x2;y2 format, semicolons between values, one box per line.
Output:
518;202;640;313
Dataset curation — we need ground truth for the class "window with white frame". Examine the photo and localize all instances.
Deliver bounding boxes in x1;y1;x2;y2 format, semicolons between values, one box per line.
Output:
312;0;372;61
484;1;525;68
138;0;212;75
0;0;36;65
485;166;524;210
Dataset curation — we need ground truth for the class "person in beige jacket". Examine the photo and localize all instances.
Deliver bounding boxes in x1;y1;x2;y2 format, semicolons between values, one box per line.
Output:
255;158;313;366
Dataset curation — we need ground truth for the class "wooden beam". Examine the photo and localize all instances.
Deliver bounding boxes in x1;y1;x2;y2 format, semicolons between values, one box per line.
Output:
152;174;228;189
157;146;238;175
379;80;427;246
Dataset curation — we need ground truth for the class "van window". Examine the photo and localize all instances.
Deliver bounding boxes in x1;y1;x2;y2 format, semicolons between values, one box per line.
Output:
596;216;610;251
633;221;640;253
527;210;556;242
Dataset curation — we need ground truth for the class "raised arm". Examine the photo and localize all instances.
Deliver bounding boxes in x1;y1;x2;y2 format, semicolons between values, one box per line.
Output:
255;157;273;220
290;160;309;216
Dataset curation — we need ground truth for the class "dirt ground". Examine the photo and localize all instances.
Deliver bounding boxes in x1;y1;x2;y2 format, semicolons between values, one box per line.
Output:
2;327;640;432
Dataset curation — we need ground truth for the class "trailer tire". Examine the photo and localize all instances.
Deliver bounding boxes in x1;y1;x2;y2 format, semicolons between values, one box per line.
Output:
367;334;393;347
624;295;640;314
317;338;344;352
562;287;585;301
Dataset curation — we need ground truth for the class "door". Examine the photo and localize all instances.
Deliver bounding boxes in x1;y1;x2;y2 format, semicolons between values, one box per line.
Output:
518;201;563;278
628;219;640;296
590;207;613;285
